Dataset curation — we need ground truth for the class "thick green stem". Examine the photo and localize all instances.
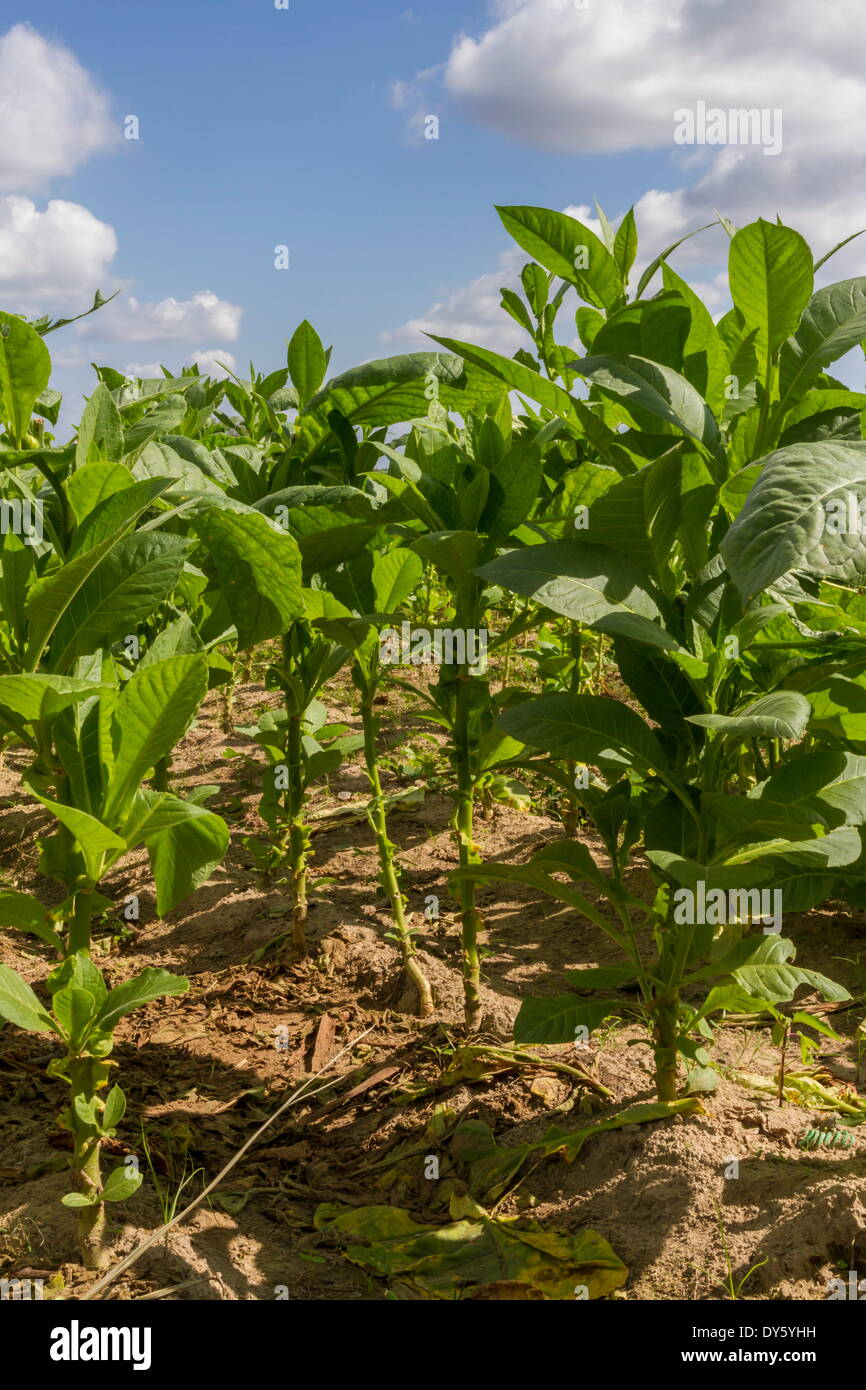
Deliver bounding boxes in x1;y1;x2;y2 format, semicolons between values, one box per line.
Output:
652;996;680;1102
67;888;95;956
69;1058;107;1269
361;690;433;1017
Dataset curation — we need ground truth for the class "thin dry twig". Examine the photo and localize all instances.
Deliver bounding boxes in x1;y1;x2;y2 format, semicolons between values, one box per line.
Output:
77;1024;374;1301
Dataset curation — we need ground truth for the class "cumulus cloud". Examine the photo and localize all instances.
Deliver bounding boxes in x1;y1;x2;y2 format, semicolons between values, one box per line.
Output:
444;0;864;160
0;196;118;311
185;349;237;377
79;290;243;343
0;23;118;191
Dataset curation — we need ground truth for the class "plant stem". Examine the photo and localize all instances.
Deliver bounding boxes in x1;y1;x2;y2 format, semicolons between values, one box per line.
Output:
360;688;433;1017
69;1058;107;1269
67;888;95;955
285;701;308;953
652;996;680;1102
454;656;482;1031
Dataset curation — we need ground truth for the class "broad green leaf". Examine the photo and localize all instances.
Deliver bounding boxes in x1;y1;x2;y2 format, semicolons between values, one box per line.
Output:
721;441;866;597
573;354;723;465
778;278;866;413
728;219;813;375
0;964;55;1033
476;540;662;630
372;547;422;615
196;509;304;647
587;450;682;588
732;936;850;1005
499;693;670;775
92;967;189;1035
102;1085;126;1131
51;532;189;671
496;206;622;312
75;383;124;467
302;352;501;441
127;790;230;915
0;673;108;724
103;655;209;823
514;997;616;1046
687;692;811;740
30;792;125;882
101;1165;143;1202
0;311;51;444
53;986;99;1049
757;749;866;826
288;320;328;407
65;462;134;528
0;890;62;948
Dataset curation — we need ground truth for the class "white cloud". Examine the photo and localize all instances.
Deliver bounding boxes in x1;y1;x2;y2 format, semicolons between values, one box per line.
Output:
123;361;164;379
383;246;528;351
0;23;118;191
185;349;237;377
443;0;866;160
0;196;118;311
79;290;243;343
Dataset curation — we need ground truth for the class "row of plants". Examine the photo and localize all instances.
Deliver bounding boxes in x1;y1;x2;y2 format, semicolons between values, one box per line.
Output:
1;203;866;1265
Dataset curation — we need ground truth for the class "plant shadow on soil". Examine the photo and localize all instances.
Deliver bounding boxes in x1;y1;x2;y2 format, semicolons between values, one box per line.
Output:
2;690;866;1300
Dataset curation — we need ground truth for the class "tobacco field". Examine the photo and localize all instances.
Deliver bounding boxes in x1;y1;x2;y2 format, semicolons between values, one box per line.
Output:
2;203;866;1303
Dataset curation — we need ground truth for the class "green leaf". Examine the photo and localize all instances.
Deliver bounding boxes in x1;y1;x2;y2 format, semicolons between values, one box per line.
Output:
372;547;422;615
721;441;866;597
687;692;811;740
65;462;134;528
102;1085;126;1131
129;790;229;915
76;383;124;467
196;509;304;648
476;540;662;632
103;654;209;823
728;219;813;376
499;693;670;775
0;890;62;948
758;749;866;827
288;320;328;407
0;673;108;725
572;354;724;465
613;208;638;284
513;997;616;1046
0;311;51;444
101;1165;143;1203
30;793;125;882
92;967;189;1035
778;278;866;413
0;964;55;1033
731;936;850;1005
53;986;99;1049
496;206;622;312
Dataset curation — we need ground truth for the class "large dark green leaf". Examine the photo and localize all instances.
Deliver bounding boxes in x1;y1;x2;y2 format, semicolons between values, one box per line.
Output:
721;441;866;597
499;693;670;775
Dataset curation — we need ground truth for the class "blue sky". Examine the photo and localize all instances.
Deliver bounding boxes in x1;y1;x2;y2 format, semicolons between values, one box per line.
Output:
3;0;865;430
